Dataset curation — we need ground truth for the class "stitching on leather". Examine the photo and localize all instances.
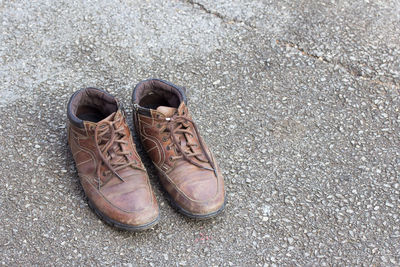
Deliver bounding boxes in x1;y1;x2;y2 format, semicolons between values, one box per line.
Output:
70;126;89;140
76;157;94;166
71;132;97;174
142;125;164;166
146;146;157;153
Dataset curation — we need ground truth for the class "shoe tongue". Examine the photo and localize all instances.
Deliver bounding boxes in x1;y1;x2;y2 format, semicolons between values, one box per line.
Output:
156;106;177;117
102;112;116;122
95;110;124;131
101;109;123;123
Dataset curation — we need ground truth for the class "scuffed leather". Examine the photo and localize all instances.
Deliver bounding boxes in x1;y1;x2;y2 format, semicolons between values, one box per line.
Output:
134;103;225;215
68;109;159;226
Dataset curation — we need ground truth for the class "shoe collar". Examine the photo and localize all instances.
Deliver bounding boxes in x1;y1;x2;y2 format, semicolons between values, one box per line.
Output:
67;87;118;128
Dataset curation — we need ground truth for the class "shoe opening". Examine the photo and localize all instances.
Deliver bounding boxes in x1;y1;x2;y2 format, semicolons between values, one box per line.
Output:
133;79;185;110
68;88;118;125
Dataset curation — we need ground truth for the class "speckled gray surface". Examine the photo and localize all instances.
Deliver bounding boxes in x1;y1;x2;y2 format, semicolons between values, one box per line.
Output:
1;0;399;266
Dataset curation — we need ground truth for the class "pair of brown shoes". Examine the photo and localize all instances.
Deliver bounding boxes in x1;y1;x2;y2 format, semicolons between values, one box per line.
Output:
67;79;225;231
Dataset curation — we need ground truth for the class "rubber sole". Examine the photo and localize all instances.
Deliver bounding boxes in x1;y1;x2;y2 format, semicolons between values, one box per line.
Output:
88;200;159;231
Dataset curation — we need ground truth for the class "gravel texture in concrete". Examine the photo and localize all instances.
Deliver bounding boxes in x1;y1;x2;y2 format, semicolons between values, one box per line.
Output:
1;0;399;265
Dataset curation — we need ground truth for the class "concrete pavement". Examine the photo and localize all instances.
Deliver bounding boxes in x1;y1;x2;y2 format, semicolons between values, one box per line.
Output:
1;0;399;265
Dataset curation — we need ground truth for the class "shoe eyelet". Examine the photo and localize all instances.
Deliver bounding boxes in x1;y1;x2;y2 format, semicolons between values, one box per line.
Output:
156;124;161;128
166;146;170;151
169;156;173;161
162;137;168;142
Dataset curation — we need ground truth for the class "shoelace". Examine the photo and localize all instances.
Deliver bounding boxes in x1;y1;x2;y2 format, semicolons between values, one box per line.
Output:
94;114;144;186
159;113;217;175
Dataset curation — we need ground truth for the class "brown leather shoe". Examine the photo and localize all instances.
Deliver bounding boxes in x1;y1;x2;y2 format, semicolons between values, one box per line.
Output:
67;87;159;230
132;79;225;219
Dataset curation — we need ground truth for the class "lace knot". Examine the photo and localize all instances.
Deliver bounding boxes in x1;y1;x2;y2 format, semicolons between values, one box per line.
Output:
161;113;216;173
94;113;144;184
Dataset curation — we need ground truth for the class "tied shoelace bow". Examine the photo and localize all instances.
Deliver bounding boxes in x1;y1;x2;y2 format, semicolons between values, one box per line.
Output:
159;111;217;175
94;114;144;185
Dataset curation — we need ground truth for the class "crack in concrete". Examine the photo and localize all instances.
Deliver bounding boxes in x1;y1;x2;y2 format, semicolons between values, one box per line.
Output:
276;39;330;63
276;39;399;89
184;0;255;29
179;1;399;89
